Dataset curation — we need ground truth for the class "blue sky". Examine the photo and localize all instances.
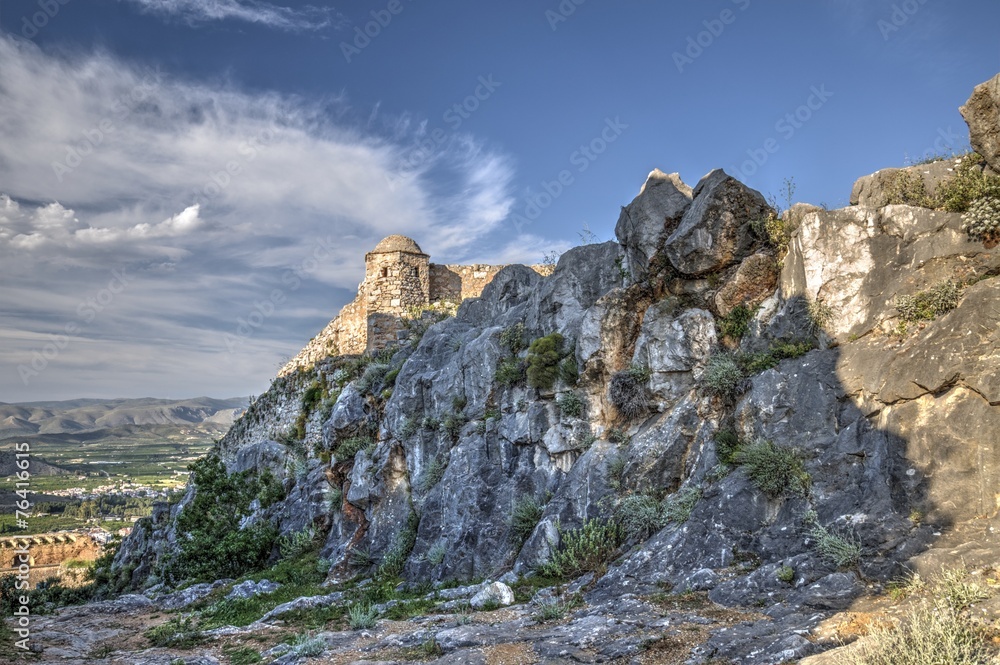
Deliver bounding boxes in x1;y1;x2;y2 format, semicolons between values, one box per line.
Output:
0;0;997;401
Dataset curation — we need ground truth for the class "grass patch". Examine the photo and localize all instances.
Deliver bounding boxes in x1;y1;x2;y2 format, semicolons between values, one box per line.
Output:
608;364;650;421
526;333;564;391
333;435;374;463
145;616;205;649
495;357;526;388
557;391;584;418
719;303;757;340
348;602;378;630
735;439;809;498
510;496;545;547
895;280;961;323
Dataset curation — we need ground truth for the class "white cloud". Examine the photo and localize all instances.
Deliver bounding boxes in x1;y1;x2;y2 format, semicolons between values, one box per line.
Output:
0;36;530;401
120;0;341;31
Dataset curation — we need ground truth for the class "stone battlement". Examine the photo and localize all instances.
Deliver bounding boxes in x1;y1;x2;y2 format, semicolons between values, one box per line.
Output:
279;236;552;375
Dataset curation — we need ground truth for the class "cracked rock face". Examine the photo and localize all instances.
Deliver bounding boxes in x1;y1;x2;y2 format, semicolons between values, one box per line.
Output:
109;74;1000;664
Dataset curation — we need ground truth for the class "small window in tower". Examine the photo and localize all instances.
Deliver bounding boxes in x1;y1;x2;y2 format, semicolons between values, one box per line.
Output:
380;267;388;278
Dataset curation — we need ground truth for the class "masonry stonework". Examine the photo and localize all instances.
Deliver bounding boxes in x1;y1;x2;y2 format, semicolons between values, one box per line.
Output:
279;236;553;376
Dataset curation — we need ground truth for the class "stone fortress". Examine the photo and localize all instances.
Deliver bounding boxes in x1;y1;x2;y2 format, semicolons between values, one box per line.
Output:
279;235;552;375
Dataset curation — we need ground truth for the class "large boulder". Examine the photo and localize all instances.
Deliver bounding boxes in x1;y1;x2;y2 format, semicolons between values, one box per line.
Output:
614;169;693;280
961;72;1000;173
850;159;963;208
664;169;772;276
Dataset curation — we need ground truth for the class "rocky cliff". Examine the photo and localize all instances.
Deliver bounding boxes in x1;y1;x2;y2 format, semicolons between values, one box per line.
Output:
92;75;1000;665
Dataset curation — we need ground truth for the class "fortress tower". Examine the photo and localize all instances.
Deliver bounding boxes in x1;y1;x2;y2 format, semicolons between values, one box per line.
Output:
278;235;553;376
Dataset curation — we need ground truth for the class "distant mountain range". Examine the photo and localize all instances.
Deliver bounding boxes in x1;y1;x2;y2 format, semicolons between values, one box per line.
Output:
0;397;248;440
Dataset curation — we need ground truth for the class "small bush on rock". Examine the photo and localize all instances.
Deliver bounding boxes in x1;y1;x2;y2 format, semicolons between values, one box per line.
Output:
348;603;378;630
895;280;961;323
963;196;1000;243
719;304;757;340
537;518;624;579
495;357;526;388
557;391;584;418
735;439;809;498
499;322;527;354
510;496;544;546
934;152;1000;213
702;353;749;400
609;365;650;420
526;333;564;390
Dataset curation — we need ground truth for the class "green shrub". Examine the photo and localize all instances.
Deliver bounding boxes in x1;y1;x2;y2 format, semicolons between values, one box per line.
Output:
441;413;467;441
558;356;579;386
384;367;400;386
607;455;627;491
495;357;526;388
537;518;624;579
347;603;378;630
616;494;664;540
509;496;544;546
145;616;204;648
661;486;701;524
376;511;419;579
526;333;564;390
608;365;650;420
426;544;446;565
719;304;757;340
735;439;809;498
334;435;374;463
934;152;1000;213
702;352;748;400
808;520;861;567
357;362;391;395
895;280;961;323
288;632;327;657
222;646;262;665
421;457;447;491
963;196;1000;243
776;565;795;584
499;322;527;354
162;455;280;585
806;298;834;333
607;428;629;444
557;391;584;418
278;529;315;559
751;212;791;254
884;170;930;207
714;429;743;465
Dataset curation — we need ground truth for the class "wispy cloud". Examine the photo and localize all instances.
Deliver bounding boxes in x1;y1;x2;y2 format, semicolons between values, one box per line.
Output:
120;0;342;31
0;36;521;400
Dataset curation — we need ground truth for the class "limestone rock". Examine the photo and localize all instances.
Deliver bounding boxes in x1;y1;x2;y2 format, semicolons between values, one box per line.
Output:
714;253;779;317
850;159;962;208
631;305;716;412
469;581;515;609
614;169;693;279
961;72;1000;172
665;169;772;276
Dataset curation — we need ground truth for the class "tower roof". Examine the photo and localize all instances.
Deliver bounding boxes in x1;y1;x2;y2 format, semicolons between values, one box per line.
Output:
369;235;426;256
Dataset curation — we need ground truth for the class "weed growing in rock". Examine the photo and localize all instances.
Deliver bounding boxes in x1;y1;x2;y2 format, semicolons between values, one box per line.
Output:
719;304;757;340
714;429;743;465
806;515;860;567
510;496;545;546
441;413;467;441
895;280;962;323
537;518;624;579
845;569;1000;665
426;544;446;566
885;170;930;207
607;427;629;444
334;435;374;463
607;455;627;491
617;486;702;541
934;152;1000;213
222;646;262;665
145;616;204;648
661;485;701;523
279;528;315;559
806;298;834;334
421;457;447;491
776;565;795;584
558;355;579;386
609;364;650;420
735;439;809;498
534;595;581;623
499;322;527;354
495;357;526;388
557;391;584;418
963;196;1000;243
702;352;749;400
527;333;565;390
